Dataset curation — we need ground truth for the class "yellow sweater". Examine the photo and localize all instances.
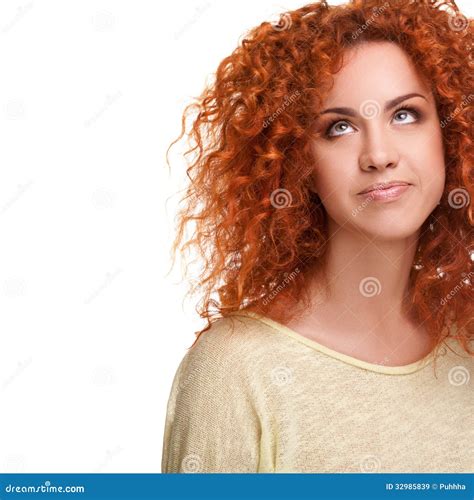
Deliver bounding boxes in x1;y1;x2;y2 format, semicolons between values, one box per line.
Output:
161;311;473;473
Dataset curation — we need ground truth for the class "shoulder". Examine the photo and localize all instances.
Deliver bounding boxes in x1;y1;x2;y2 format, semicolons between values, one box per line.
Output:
162;314;268;472
172;313;289;393
185;313;281;364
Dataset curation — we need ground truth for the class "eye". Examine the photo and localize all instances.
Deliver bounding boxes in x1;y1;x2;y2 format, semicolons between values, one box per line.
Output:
326;120;356;137
392;106;419;124
324;106;421;138
324;120;354;138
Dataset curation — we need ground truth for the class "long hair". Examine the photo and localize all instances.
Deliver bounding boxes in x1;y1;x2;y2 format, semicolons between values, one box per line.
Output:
166;0;473;362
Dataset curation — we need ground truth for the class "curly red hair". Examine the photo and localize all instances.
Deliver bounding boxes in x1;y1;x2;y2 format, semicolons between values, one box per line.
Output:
166;0;473;363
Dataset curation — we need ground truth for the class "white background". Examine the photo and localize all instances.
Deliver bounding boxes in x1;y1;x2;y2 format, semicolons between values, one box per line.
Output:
0;0;472;472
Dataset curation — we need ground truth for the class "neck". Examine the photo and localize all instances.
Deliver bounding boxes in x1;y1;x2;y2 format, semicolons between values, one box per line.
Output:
306;218;421;337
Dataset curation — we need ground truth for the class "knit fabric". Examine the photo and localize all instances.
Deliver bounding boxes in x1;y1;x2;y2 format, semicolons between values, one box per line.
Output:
161;311;473;473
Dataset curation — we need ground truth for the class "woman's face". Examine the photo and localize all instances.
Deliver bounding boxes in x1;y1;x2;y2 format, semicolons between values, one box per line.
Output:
311;41;446;240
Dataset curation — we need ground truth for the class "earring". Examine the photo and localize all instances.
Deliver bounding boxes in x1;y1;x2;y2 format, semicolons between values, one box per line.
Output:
428;213;436;232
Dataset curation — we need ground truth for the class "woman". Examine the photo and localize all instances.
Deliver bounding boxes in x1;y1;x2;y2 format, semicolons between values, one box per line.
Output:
162;0;473;473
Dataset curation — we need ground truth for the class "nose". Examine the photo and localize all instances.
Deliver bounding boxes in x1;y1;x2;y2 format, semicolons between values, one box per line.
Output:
358;124;400;172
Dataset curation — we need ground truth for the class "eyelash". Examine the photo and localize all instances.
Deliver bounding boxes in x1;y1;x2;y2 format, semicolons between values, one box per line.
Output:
324;105;421;139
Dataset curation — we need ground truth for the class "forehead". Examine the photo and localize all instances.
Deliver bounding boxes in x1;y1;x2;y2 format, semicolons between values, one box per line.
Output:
322;41;431;107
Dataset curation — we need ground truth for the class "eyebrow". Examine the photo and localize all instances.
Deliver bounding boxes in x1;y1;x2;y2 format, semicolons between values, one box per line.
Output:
319;93;428;117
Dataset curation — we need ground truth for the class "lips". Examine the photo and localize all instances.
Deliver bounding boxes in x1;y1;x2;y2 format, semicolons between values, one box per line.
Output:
358;181;411;195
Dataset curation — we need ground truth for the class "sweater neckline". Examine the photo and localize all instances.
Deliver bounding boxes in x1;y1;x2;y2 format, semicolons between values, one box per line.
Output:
231;310;445;375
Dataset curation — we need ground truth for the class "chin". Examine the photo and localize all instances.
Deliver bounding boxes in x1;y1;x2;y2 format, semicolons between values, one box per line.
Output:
354;221;421;241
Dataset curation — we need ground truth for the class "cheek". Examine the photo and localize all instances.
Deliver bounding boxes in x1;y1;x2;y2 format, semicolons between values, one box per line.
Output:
412;134;446;194
312;147;354;195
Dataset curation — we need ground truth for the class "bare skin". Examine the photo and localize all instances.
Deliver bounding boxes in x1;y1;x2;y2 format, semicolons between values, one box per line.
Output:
280;41;446;366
